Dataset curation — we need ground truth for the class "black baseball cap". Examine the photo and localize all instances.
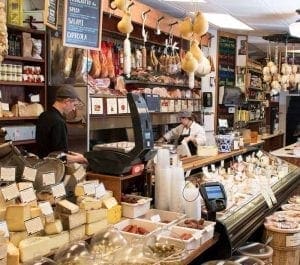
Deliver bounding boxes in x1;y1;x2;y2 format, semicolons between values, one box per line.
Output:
56;85;79;100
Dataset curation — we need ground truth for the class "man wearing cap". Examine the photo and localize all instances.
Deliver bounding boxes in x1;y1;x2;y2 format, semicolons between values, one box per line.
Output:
158;110;206;155
36;84;87;164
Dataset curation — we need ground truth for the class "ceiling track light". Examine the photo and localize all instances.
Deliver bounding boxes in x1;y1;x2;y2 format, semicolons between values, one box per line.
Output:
289;9;300;38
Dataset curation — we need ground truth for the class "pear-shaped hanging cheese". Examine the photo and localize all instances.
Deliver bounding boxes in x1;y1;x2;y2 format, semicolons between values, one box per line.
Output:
111;0;127;11
193;12;209;36
178;17;193;38
190;40;203;61
181;51;198;73
117;11;133;34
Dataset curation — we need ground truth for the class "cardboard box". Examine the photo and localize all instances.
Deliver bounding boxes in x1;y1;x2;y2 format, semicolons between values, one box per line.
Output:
23;10;45;30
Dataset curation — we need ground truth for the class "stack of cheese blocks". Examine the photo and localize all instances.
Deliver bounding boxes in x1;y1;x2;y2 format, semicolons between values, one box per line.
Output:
74;181;122;233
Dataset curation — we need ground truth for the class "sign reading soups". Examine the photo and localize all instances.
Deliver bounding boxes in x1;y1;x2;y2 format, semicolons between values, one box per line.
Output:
63;0;102;50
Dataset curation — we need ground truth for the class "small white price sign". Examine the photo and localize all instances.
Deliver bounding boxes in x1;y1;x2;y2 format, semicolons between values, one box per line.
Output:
42;172;55;186
73;166;86;181
150;214;161;223
95;183;106;198
25;217;44;235
22;166;37;182
51;183;66;199
38;201;53;216
20;187;36;203
0;166;16;182
1;183;19;201
83;182;96;196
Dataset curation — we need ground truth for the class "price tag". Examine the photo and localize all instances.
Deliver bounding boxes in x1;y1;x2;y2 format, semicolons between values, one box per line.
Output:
95;183;106;199
256;150;263;158
286;232;300;247
0;167;16;182
150;214;161;223
73;166;86;181
20;187;36;203
83;182;96;196
22;166;37;182
267;186;277;204
211;164;216;172
38;201;53;216
237;155;243;163
24;217;44;235
0;221;9;237
42;172;55;186
51;183;66;199
261;188;273;209
1;183;19;201
1;103;9;111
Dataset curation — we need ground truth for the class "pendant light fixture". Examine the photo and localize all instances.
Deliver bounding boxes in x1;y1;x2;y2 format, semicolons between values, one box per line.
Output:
289;9;300;38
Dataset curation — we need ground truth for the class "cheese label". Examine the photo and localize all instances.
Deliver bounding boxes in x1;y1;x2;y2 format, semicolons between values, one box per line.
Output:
0;166;16;182
39;201;53;216
286;232;300;247
211;164;216;172
0;221;9;237
73;166;86;181
20;187;37;203
1;183;19;201
1;103;9;111
95;183;106;198
22;166;37;182
42;172;55;186
261;188;273;208
237;155;243;163
256;150;263;158
103;197;118;209
220;160;224;168
150;214;161;223
51;183;66;198
83;182;96;196
25;217;44;235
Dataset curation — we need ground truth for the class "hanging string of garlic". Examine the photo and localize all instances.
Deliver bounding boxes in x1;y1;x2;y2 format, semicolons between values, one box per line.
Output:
0;1;8;63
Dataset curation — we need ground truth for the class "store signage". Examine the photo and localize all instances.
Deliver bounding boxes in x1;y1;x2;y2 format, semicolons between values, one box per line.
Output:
45;0;59;30
63;0;102;50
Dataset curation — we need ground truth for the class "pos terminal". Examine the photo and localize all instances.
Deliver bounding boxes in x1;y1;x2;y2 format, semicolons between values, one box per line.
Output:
199;182;227;221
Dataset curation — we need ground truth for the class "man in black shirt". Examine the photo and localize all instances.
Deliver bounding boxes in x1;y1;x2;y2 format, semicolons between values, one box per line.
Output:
36;84;87;164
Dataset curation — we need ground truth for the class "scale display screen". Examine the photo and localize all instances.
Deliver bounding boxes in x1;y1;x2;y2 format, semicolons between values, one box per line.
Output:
205;185;225;200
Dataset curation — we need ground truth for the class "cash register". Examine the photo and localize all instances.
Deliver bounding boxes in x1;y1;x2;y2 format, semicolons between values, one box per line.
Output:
199;182;227;221
85;93;156;175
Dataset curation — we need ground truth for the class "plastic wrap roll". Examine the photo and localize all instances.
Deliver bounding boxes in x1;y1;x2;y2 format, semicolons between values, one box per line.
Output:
183;183;201;220
154;166;171;210
169;166;185;213
156;148;170;168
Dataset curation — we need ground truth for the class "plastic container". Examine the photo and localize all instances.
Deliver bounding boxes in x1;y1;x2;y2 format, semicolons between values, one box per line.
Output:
138;209;186;227
114;218;160;242
229;255;264;265
238;242;273;264
121;194;152;218
201;260;239;265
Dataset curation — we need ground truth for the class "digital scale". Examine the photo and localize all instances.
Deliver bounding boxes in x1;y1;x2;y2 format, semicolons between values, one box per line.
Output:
199;182;227;221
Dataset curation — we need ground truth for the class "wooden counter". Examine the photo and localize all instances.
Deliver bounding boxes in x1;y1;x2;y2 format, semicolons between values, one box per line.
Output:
270;142;300;167
261;132;284;152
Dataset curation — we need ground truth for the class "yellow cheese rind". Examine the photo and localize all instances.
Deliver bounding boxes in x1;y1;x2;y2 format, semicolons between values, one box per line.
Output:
44;219;63;235
69;225;85;242
9;231;28;247
85;219;108;236
19;237;51;263
86;209;107;224
7;242;19;265
6;204;31;231
107;205;122;224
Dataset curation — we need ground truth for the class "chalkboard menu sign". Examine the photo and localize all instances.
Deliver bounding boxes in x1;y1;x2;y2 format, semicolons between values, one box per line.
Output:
218;36;236;87
63;0;102;50
45;0;58;30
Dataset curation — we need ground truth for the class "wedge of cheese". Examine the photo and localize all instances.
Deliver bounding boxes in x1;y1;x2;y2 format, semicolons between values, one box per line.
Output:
9;231;28;247
19;237;51;263
79;197;102;211
85;219;108;236
59;210;86;230
0;243;7;260
74;180;98;197
86;209;107;223
7;242;19;265
0;208;5;221
44;219;63;235
6;204;31;231
48;231;69;250
69;225;85;242
56;199;79;214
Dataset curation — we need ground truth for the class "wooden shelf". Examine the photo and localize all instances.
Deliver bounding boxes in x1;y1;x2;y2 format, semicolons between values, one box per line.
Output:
248;119;264;123
125;79;200;90
13;139;36;145
4;55;45;63
7;24;45;35
248;87;263;91
0;116;38;121
0;81;45;86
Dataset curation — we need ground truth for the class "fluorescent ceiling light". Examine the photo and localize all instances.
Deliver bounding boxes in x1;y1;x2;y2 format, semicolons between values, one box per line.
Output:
164;0;206;2
203;13;253;31
289;21;300;38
